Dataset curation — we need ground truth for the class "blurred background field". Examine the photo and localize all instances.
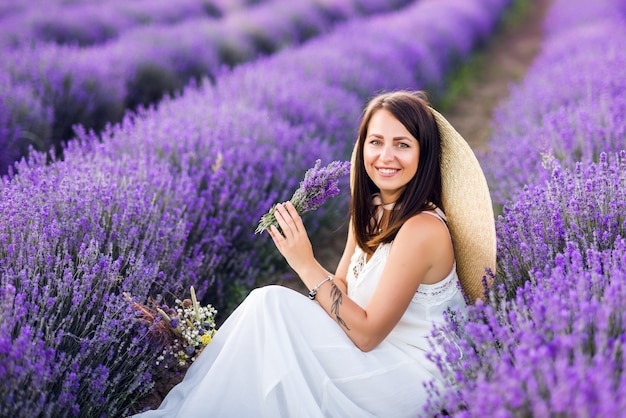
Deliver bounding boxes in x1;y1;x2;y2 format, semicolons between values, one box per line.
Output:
1;0;625;416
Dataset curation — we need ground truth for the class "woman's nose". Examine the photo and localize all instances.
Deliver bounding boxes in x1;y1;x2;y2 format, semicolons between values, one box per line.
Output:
380;145;394;161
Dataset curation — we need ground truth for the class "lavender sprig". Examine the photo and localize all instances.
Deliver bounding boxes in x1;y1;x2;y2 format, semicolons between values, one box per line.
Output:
255;159;350;234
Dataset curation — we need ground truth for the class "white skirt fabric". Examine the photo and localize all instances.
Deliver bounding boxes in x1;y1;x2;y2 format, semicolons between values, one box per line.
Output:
133;285;443;418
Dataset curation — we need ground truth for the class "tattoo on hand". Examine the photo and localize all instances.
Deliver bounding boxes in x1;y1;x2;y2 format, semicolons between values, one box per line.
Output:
330;283;350;331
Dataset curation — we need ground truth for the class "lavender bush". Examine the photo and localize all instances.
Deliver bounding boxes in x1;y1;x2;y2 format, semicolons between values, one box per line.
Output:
265;0;510;99
0;0;248;20
0;89;337;416
494;152;626;298
72;90;339;307
0;0;224;49
2;43;126;147
212;58;363;145
0;0;416;49
423;153;626;416
542;0;626;35
0;71;53;175
426;239;626;417
0;149;205;416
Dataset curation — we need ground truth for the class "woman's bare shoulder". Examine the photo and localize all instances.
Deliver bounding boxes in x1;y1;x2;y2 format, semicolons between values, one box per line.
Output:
393;211;454;283
396;211;449;243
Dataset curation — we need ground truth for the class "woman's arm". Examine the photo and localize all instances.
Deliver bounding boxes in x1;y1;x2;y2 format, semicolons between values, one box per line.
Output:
269;202;453;352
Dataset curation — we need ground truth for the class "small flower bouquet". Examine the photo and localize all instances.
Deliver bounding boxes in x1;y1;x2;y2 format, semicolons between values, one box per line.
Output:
125;286;218;368
255;159;351;234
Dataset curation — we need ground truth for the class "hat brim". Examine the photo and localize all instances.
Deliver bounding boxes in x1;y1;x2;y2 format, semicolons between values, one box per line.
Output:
349;107;496;303
431;107;496;302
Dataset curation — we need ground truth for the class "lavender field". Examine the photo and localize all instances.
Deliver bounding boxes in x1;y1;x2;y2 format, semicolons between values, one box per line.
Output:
1;0;624;416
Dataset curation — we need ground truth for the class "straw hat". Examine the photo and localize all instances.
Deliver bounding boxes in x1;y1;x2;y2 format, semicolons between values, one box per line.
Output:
350;106;496;303
430;107;496;302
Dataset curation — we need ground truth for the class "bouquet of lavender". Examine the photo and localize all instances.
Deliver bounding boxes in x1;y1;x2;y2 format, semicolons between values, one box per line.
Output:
255;159;351;234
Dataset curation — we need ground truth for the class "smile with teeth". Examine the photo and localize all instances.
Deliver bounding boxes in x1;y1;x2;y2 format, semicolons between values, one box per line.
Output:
377;168;400;176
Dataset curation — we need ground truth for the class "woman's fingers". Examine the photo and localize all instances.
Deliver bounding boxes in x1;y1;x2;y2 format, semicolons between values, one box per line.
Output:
268;225;284;247
274;202;298;238
284;202;305;232
268;202;314;274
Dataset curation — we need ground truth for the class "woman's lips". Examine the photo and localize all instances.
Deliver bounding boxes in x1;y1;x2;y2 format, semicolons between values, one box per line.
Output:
376;167;400;177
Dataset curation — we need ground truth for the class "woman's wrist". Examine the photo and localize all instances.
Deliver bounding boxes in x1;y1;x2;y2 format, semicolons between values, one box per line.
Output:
297;263;330;290
308;275;333;300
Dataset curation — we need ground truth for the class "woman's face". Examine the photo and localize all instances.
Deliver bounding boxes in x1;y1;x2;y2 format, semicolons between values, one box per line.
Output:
363;109;420;203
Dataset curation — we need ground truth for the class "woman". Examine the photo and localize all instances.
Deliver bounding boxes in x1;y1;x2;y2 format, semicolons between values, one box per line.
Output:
134;90;496;417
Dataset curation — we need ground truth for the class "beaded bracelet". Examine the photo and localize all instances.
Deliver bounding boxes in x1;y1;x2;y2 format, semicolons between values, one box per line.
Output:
308;275;333;300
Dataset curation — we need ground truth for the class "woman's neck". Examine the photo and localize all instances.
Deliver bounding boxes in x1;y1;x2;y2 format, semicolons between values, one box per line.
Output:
372;193;396;211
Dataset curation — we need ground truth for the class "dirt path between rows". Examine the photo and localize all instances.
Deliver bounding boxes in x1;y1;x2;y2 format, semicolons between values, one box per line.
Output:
441;0;551;152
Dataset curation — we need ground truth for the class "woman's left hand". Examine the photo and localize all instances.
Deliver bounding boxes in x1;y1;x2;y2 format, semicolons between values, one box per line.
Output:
267;201;315;275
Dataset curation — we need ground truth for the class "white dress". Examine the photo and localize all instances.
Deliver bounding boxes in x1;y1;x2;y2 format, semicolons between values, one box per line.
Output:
133;237;467;417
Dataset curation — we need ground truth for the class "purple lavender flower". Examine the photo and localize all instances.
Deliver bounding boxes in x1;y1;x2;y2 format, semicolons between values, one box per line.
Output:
494;152;626;298
425;239;626;417
255;159;350;234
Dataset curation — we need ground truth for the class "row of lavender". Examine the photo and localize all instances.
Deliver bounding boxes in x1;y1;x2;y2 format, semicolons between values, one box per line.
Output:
0;0;251;21
427;0;626;415
0;0;411;48
0;0;513;415
0;0;232;48
0;0;413;176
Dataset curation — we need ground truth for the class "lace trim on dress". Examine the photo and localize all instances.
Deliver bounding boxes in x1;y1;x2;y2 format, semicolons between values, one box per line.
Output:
349;244;390;288
351;251;366;282
414;267;460;305
349;244;459;306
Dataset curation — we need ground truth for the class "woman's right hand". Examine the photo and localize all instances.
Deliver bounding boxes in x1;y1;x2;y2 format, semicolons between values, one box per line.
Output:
267;202;316;277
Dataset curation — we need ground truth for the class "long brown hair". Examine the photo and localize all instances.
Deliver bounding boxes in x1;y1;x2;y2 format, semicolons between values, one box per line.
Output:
352;90;443;254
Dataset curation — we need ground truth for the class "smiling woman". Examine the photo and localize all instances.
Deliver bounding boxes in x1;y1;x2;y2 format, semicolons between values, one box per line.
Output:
363;109;420;205
352;92;444;260
133;90;495;417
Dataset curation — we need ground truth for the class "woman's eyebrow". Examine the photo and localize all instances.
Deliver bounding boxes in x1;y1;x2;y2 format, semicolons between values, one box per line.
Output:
367;133;413;141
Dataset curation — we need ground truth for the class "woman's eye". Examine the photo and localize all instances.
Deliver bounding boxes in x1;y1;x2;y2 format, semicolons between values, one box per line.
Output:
397;142;409;148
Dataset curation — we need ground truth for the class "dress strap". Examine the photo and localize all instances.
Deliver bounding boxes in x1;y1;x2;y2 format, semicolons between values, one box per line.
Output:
421;204;447;224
